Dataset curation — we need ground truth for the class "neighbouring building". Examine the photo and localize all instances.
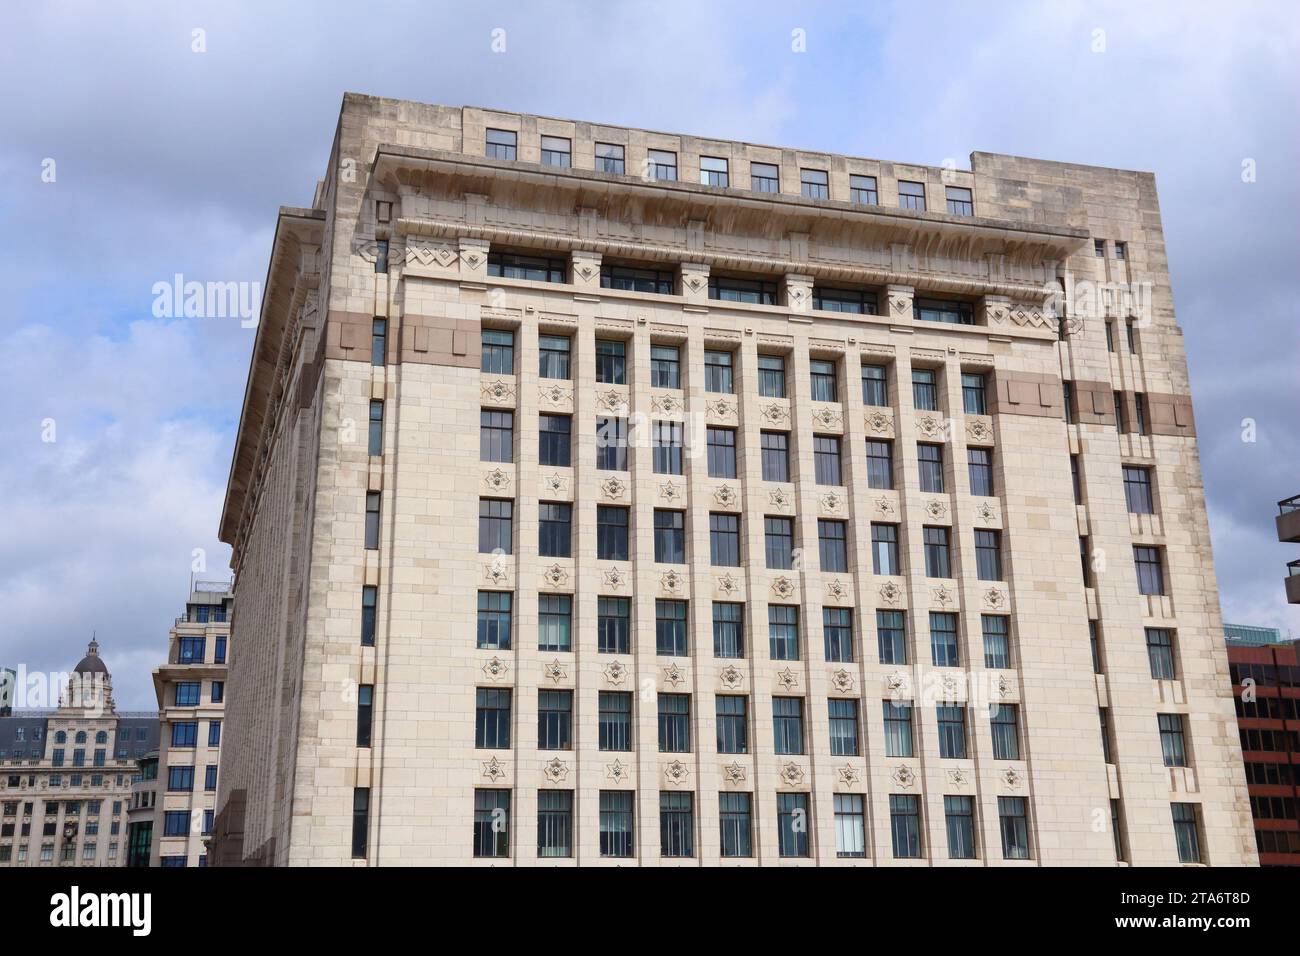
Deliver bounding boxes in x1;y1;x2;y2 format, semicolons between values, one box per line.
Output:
149;582;231;867
0;642;158;867
211;94;1255;866
1279;494;1300;606
125;750;159;867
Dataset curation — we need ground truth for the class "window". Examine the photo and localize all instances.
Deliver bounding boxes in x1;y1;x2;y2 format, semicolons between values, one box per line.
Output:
877;610;907;665
757;354;786;397
814;435;842;485
871;523;900;576
205;765;218;791
652;420;684;475
1159;713;1188;767
538;502;572;557
472;789;510;858
599;791;634;858
208;720;221;747
1114;241;1127;261
983;615;1011;669
478;498;513;554
765;516;794;569
912;369;938;411
538;414;571;466
898;180;926;211
849;174;878;205
595;416;628;471
819;520;848;573
1094;238;1106;257
364;492;381;549
1146;628;1176;680
1090;620;1103;673
368;400;384;456
175;682;201;707
930;612;959;666
356;685;374;747
601;263;673;295
163;810;189;837
966;447;995;497
866;439;894;490
660;792;694;857
656;599;688;656
477;591;512;650
1124;466;1154;514
539;135;570;168
370;318;387;366
915;297;974;325
975;529;1002;581
598;692;632;752
537;690;573;750
596;142;625;174
211;681;224;704
658;694;691;752
537;790;573;858
475;688;511;750
1080;536;1092;586
647;149;677;181
828;698;859;756
991;705;1020;759
777;793;811;857
538;595;572;652
814;287;877;314
594;339;626;384
918;444;944;494
937;705;967;758
716;695;749;754
890;794;921;857
650;345;681;389
708;274;778;305
709;513;741;567
772;697;805;754
171;723;197;749
706;427;737;479
945;796;976;859
596;506;629;562
487;251;565;283
760;431;790;482
699;155;729;186
654;510;686;564
713;603;744;659
1108;800;1126;861
1114;391;1128;433
479;409;513;464
750;162;779;192
1105;320;1116;352
961;373;987;415
1126;320;1138;352
167;765;193;792
719;792;753;857
810;359;838;402
1135;392;1148;435
1134;546;1165;596
923;526;951;578
481;329;514;374
861;365;888;406
597;597;630;654
1071;454;1082;504
704;350;734;394
883;701;914;757
998;797;1030;859
485;128;516;160
538;334;571;380
1063;380;1076;424
768;605;799;661
945;186;974;216
800;168;829;199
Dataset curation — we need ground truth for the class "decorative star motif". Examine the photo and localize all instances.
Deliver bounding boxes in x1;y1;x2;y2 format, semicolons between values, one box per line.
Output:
543;659;568;684
543;758;569;783
663;662;685;687
603;660;628;685
542;564;569;588
651;393;681;414
660;569;685;594
996;674;1012;698
602;567;626;590
664;760;691;785
780;762;806;787
891;294;909;315
722;762;747;785
768;488;792;510
884;671;909;697
760;403;790;425
875;495;897;518
820;491;843;512
600;476;627;499
1002;768;1023;789
891;765;917;789
540;383;571;406
606;759;631;783
983;587;1007;611
716;572;740;596
480;379;516;403
925;499;949;520
940;673;960;700
776;667;800;691
916;414;945;438
481;657;509;682
483;562;510;585
542;473;567;495
866;410;892;434
830;668;854;693
597;390;628;414
771;576;796;600
837;765;861;786
483;467;511;491
947;768;968;786
481;756;506;782
708;399;735;418
966;418;992;442
826;579;848;603
932;585;955;607
976;501;996;523
878;581;903;606
658;481;682;502
813;406;841;428
718;665;744;690
713;485;739;508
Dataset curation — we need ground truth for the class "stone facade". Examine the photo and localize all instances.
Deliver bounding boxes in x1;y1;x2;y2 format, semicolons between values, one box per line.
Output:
211;94;1255;866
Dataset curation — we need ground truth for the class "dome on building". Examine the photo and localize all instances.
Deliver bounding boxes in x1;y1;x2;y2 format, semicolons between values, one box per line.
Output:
73;639;109;675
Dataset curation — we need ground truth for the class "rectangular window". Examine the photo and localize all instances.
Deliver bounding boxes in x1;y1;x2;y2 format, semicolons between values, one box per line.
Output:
598;691;632;752
945;795;976;859
982;615;1011;669
479;409;513;463
597;505;629;562
474;688;511;750
706;427;737;479
473;789;510;858
539;135;570;168
1146;628;1176;680
975;529;1002;581
709;512;741;567
945;186;974;216
810;359;839;403
356;685;374;748
915;297;975;325
890;794;921;857
871;522;900;576
814;435;843;485
866;439;894;490
647;149;677;181
1115;241;1127;261
709;274;778;305
757;354;786;397
713;602;744;659
765;516;794;569
828;698;860;756
898;180;926;211
967;447;994;497
768;604;799;661
171;723;197;749
595;338;627;384
209;720;221;747
877;609;907;665
485;128;517;160
601;263;673;295
597;596;630;654
883;701;914;757
937;705;967;758
1124;466;1155;514
772;697;805;755
1094;238;1106;257
961;372;987;415
912;369;938;411
1081;535;1092;586
370;318;386;366
818;519;848;573
538;334;571;380
538;414;571;467
930;611;959;666
1172;803;1201;863
991;704;1020;759
481;329;515;374
1135;392;1148;435
777;792;811;857
654;510;686;564
364;492;381;550
1063;381;1076;424
599;791;634;858
595;142;625;174
652;420;684;475
800;168;829;199
487;251;565;283
1099;707;1114;763
1126;320;1137;352
1134;546;1165;596
923;526;951;578
537;690;573;750
998;797;1030;859
719;792;753;857
538;595;572;653
656;599;688;657
861;364;888;406
478;498;513;555
849;174;878;205
595;416;628;471
163;810;189;837
537;501;572;558
1159;713;1188;767
537;790;573;858
1071;453;1083;503
660;792;694;857
477;591;512;650
699;155;729;187
657;693;691;752
760;431;790;482
175;682;201;707
367;400;384;457
1114;391;1128;433
918;443;944;494
351;788;369;858
1090;620;1103;674
814;287;877;314
704;350;734;394
716;695;749;754
650;345;681;389
1106;320;1116;352
751;162;779;193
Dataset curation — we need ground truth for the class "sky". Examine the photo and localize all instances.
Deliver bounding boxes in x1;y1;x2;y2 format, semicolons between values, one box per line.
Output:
1;0;1296;710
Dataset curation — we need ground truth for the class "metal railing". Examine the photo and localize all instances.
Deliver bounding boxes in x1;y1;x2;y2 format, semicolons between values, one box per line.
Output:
1279;494;1300;515
1288;559;1300;577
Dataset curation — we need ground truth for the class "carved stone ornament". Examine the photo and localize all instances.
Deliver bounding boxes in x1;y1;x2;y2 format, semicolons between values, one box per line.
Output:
660;569;685;594
976;501;997;523
830;668;855;693
719;665;744;690
760;403;790;425
776;667;800;691
651;393;681;415
481;379;516;403
543;758;569;783
1002;768;1023;789
771;576;796;600
603;660;629;685
483;561;510;585
825;579;849;603
543;659;568;684
482;657;509;682
884;671;910;696
716;572;741;596
722;762;747;785
768;487;793;511
406;240;458;268
713;485;739;508
658;481;683;503
916;415;945;439
891;765;917;789
602;566;627;590
932;585;955;608
878;581;903;606
866;410;893;434
966;418;993;442
983;587;1008;611
600;475;627;500
780;762;806;787
663;662;686;687
820;491;844;513
813;405;842;429
947;768;968;787
925;499;949;520
542;473;567;495
996;674;1013;699
606;760;631;783
481;756;506;783
539;383;572;406
483;467;511;492
542;564;569;588
875;496;897;518
664;760;691;785
596;390;628;415
707;399;736;418
837;765;861;786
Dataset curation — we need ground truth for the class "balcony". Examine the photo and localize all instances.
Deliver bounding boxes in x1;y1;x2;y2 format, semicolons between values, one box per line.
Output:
1278;495;1300;543
1287;560;1300;605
